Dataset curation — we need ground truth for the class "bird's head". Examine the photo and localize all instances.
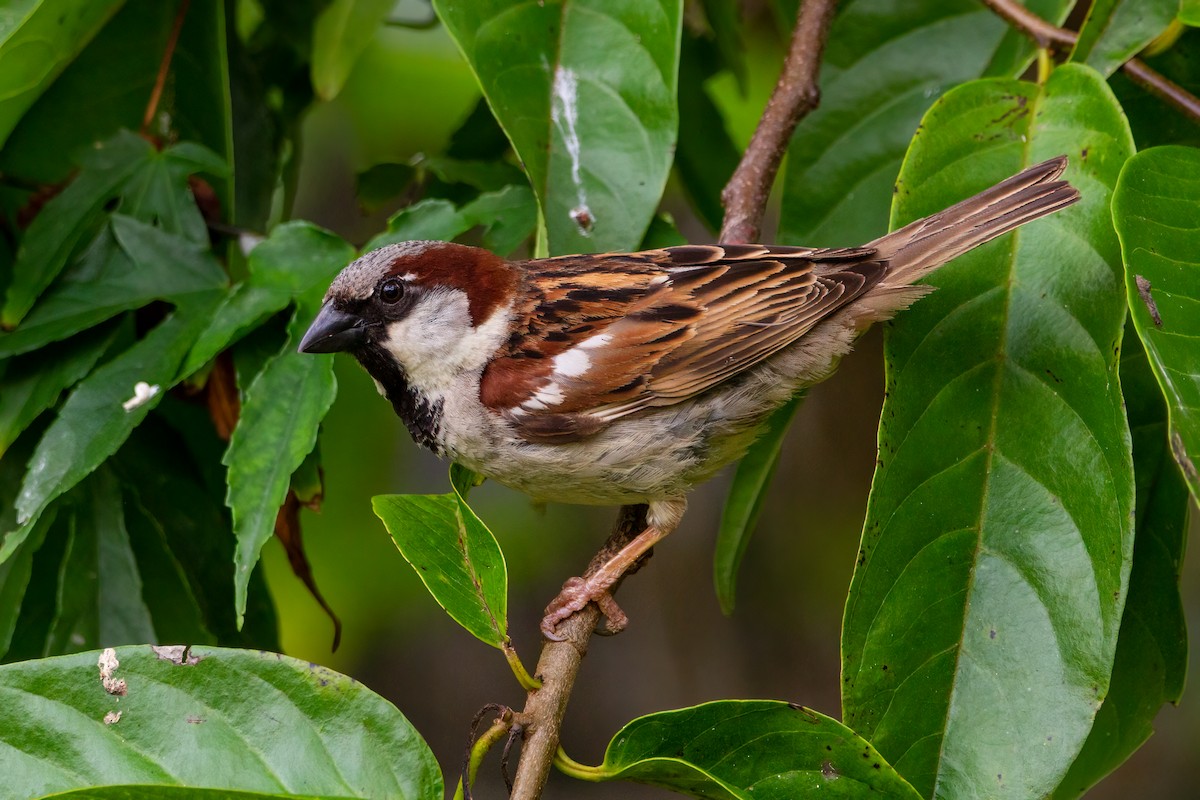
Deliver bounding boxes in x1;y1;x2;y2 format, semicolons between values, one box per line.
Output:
298;240;519;392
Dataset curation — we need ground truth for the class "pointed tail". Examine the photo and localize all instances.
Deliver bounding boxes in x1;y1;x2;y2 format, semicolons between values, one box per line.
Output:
871;156;1080;286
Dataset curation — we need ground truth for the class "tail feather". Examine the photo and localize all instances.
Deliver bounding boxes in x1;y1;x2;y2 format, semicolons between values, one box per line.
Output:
871;156;1080;286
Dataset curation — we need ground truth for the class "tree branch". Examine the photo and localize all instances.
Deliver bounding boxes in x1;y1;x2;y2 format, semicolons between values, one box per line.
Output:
982;0;1200;124
509;505;645;800
508;3;839;799
719;0;838;244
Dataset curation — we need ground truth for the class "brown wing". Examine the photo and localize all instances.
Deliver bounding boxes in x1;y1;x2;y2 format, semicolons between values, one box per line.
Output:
479;243;885;441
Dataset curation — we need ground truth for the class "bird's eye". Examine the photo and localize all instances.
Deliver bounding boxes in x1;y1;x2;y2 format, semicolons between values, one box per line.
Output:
379;279;404;305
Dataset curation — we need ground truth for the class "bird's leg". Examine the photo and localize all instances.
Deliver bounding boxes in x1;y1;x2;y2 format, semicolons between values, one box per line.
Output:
541;498;686;640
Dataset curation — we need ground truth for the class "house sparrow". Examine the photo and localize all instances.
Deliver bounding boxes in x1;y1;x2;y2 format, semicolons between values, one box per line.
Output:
299;157;1079;639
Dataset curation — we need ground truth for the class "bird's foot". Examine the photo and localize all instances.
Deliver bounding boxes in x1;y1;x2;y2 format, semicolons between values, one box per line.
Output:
541;576;628;641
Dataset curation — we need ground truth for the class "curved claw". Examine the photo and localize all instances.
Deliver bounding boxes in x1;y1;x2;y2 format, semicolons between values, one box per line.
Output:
541;576;628;640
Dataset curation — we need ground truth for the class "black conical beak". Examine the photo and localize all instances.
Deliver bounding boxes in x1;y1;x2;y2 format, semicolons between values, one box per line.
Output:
298;304;369;354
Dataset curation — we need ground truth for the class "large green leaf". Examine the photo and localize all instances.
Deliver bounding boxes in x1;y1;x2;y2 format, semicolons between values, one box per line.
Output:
224;309;337;627
1;130;152;328
311;0;394;101
2;294;222;564
1053;331;1189;798
0;213;227;359
1071;0;1178;78
373;466;508;648
1113;145;1200;501
181;222;355;378
589;701;921;799
433;0;682;255
779;0;1072;249
842;64;1135;799
0;0;123;149
0;645;442;800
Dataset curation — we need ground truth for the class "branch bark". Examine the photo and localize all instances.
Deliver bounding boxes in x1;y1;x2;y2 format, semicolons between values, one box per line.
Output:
507;3;838;799
982;0;1200;124
720;0;837;244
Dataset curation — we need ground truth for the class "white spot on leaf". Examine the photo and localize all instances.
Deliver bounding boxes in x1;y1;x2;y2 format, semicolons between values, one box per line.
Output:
551;66;592;236
121;382;160;412
103;711;122;725
98;648;127;696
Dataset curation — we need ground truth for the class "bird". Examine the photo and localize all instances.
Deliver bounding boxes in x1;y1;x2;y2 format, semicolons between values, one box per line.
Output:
299;156;1080;639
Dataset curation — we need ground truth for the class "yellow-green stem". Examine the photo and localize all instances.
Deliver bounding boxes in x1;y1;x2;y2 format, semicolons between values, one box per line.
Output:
553;746;609;782
1036;47;1052;84
504;642;542;690
453;718;511;800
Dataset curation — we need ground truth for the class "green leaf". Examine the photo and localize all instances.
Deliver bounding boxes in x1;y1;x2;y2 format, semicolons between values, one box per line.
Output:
0;511;52;663
114;418;276;651
1053;331;1189;798
592;700;922;799
0;426;55;661
119;142;227;246
224;311;337;627
0;321;119;455
363;186;537;257
0;0;174;185
675;33;740;234
1071;0;1178;77
1182;0;1200;26
373;471;509;648
45;466;156;656
172;0;236;219
0;645;442;799
842;65;1135;799
182;222;354;378
434;0;683;255
713;394;800;615
311;0;394;101
31;788;323;799
0;0;124;149
0;213;227;359
1109;28;1200;150
1113;145;1200;501
1;129;152;328
780;0;1072;248
464;184;538;256
3;294;222;564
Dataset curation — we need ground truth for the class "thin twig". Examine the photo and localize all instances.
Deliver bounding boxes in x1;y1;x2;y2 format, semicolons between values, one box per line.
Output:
141;0;192;137
979;0;1074;49
507;4;842;799
1123;59;1200;121
719;0;838;244
983;0;1200;124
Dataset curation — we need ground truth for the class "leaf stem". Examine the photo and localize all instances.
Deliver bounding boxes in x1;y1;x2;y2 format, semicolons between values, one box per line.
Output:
553;746;608;781
141;0;192;138
981;0;1200;124
503;641;542;690
455;713;512;800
